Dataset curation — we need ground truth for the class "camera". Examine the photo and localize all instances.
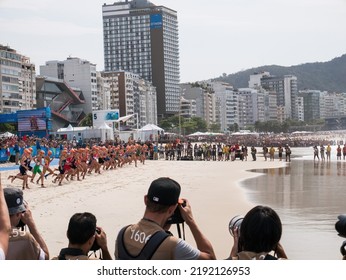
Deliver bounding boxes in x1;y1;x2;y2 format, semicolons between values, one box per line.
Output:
335;214;346;238
335;214;346;257
90;228;101;252
229;215;243;236
16;219;26;230
166;200;186;225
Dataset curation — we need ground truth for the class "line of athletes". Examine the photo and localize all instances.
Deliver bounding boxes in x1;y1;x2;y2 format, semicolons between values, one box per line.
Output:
7;143;149;189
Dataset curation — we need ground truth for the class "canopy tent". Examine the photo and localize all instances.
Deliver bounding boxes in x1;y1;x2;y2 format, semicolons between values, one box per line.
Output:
187;131;206;137
137;124;164;142
291;131;313;135
98;122;112;130
0;131;16;138
56;123;114;142
57;125;88;133
231;131;259;137
56;125;90;141
98;122;114;142
187;131;223;137
139;124;164;132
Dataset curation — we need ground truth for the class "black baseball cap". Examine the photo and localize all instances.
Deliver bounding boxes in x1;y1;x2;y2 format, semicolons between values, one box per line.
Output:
147;177;181;206
4;188;26;215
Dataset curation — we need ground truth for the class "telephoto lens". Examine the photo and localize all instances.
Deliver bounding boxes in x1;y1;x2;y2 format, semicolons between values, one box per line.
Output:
228;215;244;236
335;214;346;238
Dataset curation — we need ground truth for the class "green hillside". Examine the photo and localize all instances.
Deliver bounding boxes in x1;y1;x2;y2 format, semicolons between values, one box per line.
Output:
215;54;346;92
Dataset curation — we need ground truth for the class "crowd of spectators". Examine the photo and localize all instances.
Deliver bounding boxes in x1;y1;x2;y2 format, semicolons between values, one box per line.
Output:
1;130;346;164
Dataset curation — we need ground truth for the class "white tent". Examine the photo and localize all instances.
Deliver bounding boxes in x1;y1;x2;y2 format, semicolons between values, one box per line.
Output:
98;122;112;130
187;131;205;137
137;124;164;142
56;123;114;142
0;131;16;138
98;122;114;142
187;131;223;137
57;124;75;133
139;124;164;131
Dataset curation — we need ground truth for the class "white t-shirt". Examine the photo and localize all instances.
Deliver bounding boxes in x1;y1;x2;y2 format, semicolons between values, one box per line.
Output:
0;248;5;260
174;239;200;260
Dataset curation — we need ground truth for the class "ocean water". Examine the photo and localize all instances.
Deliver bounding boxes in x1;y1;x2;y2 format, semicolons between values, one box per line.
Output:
240;147;346;260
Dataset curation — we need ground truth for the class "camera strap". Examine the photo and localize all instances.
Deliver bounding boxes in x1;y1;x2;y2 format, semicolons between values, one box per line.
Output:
176;223;185;240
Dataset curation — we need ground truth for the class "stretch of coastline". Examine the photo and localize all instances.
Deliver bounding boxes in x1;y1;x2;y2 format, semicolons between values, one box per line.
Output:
0;155;286;259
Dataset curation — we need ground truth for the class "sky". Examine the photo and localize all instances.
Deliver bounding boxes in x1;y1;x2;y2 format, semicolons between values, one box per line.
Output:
1;0;346;83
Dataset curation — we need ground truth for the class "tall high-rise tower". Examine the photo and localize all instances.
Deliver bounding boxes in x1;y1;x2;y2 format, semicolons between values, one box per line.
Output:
102;0;180;119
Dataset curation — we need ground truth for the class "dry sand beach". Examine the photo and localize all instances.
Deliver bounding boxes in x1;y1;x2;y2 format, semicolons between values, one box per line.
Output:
0;158;286;259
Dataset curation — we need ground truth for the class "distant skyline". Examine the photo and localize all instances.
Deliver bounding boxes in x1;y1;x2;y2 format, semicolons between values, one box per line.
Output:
1;0;346;83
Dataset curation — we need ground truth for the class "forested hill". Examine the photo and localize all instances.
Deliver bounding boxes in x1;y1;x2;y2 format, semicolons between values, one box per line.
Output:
215;54;346;92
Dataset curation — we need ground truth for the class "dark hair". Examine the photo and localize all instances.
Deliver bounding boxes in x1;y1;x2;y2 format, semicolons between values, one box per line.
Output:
67;212;97;245
146;199;171;213
239;205;282;253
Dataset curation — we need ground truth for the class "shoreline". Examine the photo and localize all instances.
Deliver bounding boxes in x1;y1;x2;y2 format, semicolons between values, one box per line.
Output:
1;157;286;259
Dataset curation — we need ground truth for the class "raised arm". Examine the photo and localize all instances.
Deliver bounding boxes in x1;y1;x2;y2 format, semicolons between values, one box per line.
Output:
0;174;11;258
179;199;216;260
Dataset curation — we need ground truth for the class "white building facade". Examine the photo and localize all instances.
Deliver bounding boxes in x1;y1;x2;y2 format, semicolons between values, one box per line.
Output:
40;57;98;114
0;45;36;113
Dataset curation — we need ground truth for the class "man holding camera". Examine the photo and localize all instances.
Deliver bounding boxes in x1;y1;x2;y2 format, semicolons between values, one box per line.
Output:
115;177;216;260
53;212;112;260
0;175;11;259
3;187;49;260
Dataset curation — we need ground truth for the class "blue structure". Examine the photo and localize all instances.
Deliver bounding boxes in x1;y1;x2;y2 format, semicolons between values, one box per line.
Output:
0;145;61;163
0;107;52;138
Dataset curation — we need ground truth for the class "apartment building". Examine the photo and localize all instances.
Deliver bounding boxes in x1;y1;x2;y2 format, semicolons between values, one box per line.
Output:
40;57;98;114
180;83;217;128
101;70;157;127
260;74;298;121
102;0;180;119
0;45;36;113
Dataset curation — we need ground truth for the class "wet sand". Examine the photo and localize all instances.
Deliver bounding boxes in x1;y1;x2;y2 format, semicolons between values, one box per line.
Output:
241;158;346;260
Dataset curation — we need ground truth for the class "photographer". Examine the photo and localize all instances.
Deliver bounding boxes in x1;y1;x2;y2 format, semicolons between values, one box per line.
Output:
335;214;346;260
0;175;11;259
3;187;49;260
228;205;287;260
53;212;112;260
115;177;216;260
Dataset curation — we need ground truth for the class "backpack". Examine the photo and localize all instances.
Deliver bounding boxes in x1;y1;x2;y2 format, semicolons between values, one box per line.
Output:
116;225;171;260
